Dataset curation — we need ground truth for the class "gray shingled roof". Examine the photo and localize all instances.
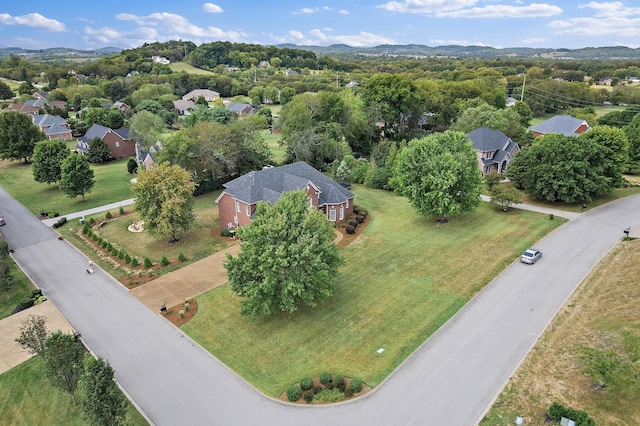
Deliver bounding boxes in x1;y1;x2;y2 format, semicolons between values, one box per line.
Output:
467;127;512;152
32;114;67;128
530;115;589;136
220;162;354;207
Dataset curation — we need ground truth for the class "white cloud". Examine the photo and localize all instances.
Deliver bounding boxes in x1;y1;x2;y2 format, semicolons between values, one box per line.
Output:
339;10;350;15
522;37;549;44
271;28;396;47
550;2;640;37
83;25;159;48
293;6;334;15
377;0;478;14
202;3;224;13
0;13;65;32
115;12;247;41
437;3;562;18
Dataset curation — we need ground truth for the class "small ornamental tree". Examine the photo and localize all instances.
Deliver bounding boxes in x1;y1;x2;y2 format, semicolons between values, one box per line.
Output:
225;190;344;320
80;357;127;426
44;331;85;403
59;153;95;199
15;314;49;360
491;187;522;212
127;158;138;174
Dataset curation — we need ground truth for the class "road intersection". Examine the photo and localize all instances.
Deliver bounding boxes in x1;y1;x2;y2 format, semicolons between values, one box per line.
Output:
2;186;639;425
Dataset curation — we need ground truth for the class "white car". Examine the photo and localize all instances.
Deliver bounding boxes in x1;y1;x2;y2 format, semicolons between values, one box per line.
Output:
520;248;542;264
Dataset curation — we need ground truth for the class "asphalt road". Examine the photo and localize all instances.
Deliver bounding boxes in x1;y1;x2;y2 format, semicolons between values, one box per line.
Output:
2;186;639;425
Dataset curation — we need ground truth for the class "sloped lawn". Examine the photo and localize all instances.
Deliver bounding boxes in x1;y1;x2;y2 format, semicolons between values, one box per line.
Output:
182;186;562;396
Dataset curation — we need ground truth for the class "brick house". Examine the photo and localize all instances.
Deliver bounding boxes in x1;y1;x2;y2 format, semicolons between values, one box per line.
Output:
466;127;520;174
530;115;590;137
182;89;220;102
31;114;73;140
216;162;355;229
76;124;135;159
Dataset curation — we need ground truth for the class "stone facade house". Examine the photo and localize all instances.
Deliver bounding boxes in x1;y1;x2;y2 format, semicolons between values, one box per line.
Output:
216;162;355;229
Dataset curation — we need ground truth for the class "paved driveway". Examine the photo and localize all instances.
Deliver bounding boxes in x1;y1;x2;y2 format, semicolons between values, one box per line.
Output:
2;185;639;425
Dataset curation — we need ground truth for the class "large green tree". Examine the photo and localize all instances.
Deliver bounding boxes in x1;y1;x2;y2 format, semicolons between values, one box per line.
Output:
87;137;114;163
579;125;629;187
44;331;85;403
0;80;14;99
129;111;166;147
225;190;344;320
32;139;70;184
80;357;127;426
449;101;527;142
393;131;483;222
132;163;196;242
59;153;95;199
623;113;640;171
506;133;613;203
0;111;45;162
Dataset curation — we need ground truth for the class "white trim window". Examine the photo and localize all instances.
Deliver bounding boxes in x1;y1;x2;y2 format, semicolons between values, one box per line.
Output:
115;141;120;147
235;200;241;212
329;208;336;222
246;205;251;216
339;205;344;221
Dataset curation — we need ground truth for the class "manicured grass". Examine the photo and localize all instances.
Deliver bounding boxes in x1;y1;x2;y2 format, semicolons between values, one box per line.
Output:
260;129;285;165
169;62;215;75
0;356;148;426
0;158;135;216
182;186;562;396
0;255;36;319
57;191;231;277
480;239;640;425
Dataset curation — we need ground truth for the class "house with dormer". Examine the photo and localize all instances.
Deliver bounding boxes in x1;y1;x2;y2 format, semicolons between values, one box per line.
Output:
31;114;72;140
216;162;355;228
467;127;520;175
76;124;135;159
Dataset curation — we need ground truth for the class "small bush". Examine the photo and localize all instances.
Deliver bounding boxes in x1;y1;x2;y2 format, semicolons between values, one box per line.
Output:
345;225;356;234
124;254;131;263
101;241;108;249
88;217;96;225
105;211;112;219
117;250;125;260
353;205;367;216
53;217;67;228
549;213;554;220
110;247;118;256
20;297;34;309
548;402;595;426
313;388;345;403
119;207;125;215
92;233;98;241
130;257;139;267
319;372;332;386
106;242;113;251
303;392;314;403
178;252;186;262
97;236;104;244
144;257;152;268
286;386;301;402
334;374;345;387
82;224;89;234
356;214;364;223
178;310;185;318
0;240;8;255
348;378;362;393
300;377;313;391
221;229;232;237
160;255;169;267
31;289;43;298
313;386;322;395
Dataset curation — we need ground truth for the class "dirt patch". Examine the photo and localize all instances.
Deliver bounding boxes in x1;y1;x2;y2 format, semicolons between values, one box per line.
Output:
161;298;198;327
278;376;371;404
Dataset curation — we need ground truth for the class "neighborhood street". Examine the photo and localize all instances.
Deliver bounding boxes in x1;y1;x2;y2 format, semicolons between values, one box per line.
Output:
1;185;639;425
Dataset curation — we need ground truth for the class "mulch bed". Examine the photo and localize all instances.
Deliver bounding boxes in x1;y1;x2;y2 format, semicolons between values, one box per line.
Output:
278;376;370;404
162;299;198;327
335;213;370;248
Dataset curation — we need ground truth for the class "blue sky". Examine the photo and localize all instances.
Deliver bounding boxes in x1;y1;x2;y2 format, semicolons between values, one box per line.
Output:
1;1;640;50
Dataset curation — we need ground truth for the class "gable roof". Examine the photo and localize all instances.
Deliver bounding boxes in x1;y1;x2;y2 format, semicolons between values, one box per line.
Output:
78;123;110;143
183;89;220;99
226;103;258;114
467;127;514;152
219;162;354;207
530;115;590;136
32;114;67;129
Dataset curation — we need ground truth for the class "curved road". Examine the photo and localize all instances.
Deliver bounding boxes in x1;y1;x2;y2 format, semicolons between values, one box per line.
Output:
2;186;639;425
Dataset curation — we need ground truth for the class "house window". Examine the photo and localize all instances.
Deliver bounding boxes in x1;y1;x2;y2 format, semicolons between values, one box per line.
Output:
246;205;251;216
307;197;313;209
346;198;349;208
115;141;120;147
329;208;336;221
235;200;241;212
339;205;344;221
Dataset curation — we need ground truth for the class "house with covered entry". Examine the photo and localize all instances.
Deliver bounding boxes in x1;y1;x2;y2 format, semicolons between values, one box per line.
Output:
31;114;73;140
216;162;355;229
466;127;520;175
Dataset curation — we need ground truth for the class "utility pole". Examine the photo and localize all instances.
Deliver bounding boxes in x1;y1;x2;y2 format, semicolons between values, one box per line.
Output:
520;74;526;101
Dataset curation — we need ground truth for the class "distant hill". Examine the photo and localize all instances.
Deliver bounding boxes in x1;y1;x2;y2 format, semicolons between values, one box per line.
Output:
277;43;640;61
0;47;122;60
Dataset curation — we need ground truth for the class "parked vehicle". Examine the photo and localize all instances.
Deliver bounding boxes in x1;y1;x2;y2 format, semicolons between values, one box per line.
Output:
0;215;5;226
520;248;542;264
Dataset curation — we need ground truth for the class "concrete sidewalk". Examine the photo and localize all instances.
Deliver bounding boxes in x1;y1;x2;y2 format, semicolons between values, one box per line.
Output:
480;194;581;220
0;300;75;374
42;198;136;227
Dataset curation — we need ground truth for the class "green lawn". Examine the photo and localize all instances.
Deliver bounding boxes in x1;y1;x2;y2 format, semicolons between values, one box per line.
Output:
0;158;135;216
57;191;231;278
0;255;35;319
169;62;215;75
182;185;561;396
0;356;148;426
261;129;285;165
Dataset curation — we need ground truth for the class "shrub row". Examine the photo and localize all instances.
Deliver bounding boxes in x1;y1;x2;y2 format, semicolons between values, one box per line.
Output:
52;217;68;228
12;288;47;314
287;373;364;403
547;402;595;426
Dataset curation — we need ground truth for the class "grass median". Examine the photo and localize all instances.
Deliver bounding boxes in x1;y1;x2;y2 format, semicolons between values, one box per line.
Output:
182;185;562;396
